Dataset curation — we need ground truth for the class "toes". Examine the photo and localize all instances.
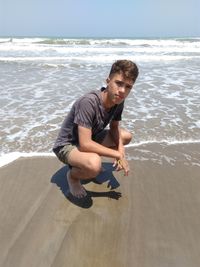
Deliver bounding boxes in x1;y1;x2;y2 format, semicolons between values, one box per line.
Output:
67;172;87;198
72;185;87;198
78;187;87;198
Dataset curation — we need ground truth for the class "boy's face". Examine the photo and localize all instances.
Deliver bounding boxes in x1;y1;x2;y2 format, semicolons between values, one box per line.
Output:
106;72;134;105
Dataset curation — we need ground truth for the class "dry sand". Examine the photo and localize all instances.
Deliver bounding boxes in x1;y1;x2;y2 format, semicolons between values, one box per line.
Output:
0;144;200;267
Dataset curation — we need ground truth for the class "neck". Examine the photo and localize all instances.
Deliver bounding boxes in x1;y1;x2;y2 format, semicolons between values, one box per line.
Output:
101;89;113;110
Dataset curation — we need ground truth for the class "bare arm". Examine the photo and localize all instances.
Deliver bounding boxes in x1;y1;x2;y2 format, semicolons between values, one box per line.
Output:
109;120;129;176
78;125;121;159
109;120;125;156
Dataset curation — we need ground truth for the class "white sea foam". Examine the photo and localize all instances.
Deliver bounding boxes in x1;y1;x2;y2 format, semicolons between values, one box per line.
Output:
1;37;200;46
195;121;200;128
1;139;199;168
1;55;199;63
126;139;200;148
1;37;200;158
0;152;55;168
1;37;200;64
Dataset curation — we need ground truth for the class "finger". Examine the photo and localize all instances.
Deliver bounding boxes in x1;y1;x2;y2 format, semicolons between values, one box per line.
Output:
116;162;123;171
115;165;121;171
114;160;121;170
113;159;117;167
124;168;129;176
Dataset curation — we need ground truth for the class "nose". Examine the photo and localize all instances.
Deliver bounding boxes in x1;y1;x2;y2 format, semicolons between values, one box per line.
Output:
119;86;126;94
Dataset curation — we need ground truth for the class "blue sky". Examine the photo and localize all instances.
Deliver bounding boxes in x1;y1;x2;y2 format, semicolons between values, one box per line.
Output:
0;0;199;37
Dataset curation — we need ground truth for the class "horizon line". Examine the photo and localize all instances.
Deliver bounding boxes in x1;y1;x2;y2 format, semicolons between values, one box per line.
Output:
0;35;200;39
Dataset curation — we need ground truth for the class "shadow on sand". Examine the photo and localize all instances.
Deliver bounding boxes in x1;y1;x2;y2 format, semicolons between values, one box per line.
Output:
51;162;121;208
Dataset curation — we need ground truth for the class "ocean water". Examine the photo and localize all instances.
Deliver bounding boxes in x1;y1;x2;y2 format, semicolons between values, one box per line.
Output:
0;37;200;165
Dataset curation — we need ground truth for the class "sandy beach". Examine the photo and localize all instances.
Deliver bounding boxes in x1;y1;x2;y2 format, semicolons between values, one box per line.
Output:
0;144;200;267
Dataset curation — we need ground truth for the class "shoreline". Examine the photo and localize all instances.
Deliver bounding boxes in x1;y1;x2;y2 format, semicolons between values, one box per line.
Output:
1;140;200;168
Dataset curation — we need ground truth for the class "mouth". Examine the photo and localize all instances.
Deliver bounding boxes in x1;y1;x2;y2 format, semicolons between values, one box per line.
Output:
115;94;124;100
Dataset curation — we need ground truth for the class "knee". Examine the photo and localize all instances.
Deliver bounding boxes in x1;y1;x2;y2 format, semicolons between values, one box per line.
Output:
86;154;101;177
122;130;132;145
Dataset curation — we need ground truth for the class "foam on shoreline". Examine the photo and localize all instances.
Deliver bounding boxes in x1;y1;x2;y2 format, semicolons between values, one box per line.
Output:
0;152;55;168
126;139;200;148
1;139;200;168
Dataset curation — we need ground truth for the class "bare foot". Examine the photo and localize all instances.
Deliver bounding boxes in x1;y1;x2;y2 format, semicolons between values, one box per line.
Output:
67;171;87;198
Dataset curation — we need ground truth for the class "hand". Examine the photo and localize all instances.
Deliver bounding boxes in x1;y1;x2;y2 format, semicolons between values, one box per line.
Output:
113;157;130;176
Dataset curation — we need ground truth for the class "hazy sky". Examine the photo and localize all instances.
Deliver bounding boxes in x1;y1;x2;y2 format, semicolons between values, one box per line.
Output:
0;0;199;37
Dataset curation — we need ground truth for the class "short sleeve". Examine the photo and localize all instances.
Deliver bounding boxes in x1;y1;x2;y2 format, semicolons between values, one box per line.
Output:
73;97;95;129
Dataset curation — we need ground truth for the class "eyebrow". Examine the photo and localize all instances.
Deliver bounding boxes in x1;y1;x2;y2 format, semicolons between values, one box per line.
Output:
116;80;133;88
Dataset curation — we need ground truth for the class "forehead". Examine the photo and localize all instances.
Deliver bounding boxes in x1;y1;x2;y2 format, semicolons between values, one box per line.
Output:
110;72;134;86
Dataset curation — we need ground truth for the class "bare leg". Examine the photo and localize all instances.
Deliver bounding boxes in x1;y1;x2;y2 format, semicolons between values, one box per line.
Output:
101;128;132;148
67;149;102;198
66;128;132;198
67;171;87;198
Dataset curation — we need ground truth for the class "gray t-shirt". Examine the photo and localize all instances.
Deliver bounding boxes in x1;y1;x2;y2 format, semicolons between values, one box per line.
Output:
53;87;124;149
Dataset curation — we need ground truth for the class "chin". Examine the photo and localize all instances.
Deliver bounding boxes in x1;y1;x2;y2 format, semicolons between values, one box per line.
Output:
115;99;123;104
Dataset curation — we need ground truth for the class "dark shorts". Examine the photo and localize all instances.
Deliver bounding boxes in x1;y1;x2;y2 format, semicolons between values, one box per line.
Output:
53;129;108;165
53;144;75;165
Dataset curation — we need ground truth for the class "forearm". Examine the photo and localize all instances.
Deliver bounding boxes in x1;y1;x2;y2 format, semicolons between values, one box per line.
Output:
79;139;121;159
110;125;125;157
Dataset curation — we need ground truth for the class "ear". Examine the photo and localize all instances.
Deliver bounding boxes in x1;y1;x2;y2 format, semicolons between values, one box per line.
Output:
106;77;110;84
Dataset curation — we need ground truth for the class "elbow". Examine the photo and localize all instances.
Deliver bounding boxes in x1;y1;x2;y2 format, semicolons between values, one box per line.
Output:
79;142;89;152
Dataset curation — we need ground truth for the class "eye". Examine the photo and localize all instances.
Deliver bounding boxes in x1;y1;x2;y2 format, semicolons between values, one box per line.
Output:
126;85;132;90
116;81;123;87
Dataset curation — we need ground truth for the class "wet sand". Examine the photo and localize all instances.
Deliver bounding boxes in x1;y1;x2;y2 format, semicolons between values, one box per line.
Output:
0;144;200;267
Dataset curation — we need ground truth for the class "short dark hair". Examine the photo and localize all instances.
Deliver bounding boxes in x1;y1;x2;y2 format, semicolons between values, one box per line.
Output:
109;60;139;83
